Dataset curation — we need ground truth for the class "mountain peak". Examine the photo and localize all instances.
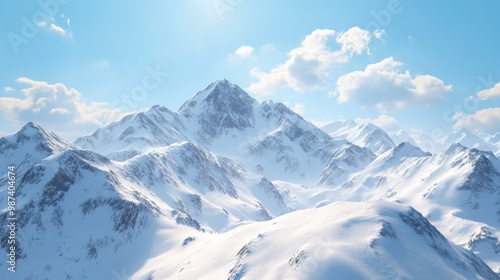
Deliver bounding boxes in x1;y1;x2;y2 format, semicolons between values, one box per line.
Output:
178;79;256;114
177;80;258;141
18;121;43;135
12;122;66;148
0;122;72;172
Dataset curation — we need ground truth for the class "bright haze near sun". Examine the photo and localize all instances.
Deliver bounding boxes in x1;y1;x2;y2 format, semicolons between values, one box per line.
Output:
1;1;499;141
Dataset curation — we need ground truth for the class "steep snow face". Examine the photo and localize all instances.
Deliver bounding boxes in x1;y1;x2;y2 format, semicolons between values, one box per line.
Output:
178;79;258;143
133;201;499;280
337;143;500;271
0;122;73;173
75;105;187;161
441;128;498;154
241;100;341;181
319;142;376;186
122;141;293;232
322;120;396;155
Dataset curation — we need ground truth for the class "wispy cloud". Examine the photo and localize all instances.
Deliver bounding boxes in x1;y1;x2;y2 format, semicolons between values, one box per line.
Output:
235;45;254;57
248;27;371;95
37;16;72;37
49;23;69;36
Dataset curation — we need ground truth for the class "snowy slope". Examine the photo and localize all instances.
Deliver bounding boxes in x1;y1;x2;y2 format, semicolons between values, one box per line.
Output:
121;141;293;232
334;143;500;271
133;201;498;280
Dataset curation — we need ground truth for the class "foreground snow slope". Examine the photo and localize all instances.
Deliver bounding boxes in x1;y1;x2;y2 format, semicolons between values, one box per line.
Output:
134;200;498;280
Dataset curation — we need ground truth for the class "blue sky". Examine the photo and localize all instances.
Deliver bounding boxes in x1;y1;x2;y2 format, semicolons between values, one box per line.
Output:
1;0;499;140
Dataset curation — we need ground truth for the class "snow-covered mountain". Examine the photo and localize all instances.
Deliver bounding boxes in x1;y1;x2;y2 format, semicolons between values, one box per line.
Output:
76;79;375;184
0;126;176;279
134;201;498;280
415;133;442;154
75;105;188;161
390;129;418;147
1;79;500;278
334;142;500;271
0;122;74;174
122;141;293;232
321;120;396;155
441;127;498;154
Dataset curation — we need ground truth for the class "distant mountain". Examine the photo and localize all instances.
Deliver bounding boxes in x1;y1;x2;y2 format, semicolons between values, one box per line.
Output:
389;129;418;147
441;127;498;154
489;132;500;145
415;133;442;154
321;120;395;155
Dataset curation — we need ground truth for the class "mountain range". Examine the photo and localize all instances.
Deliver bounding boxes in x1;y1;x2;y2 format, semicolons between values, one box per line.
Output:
0;79;499;279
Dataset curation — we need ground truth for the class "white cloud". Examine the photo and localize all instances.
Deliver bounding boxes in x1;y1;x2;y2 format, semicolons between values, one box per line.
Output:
0;78;126;140
355;114;400;132
49;23;69;36
248;27;371;95
283;102;305;116
453;108;500;134
235;45;254;57
476;82;500;100
3;86;15;93
335;57;452;111
36;17;71;37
